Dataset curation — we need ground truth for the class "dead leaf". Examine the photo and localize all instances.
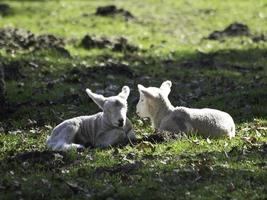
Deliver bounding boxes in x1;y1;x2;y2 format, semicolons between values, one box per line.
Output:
242;136;257;144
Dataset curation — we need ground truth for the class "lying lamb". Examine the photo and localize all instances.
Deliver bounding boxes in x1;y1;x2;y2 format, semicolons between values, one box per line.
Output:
47;86;135;151
136;81;235;138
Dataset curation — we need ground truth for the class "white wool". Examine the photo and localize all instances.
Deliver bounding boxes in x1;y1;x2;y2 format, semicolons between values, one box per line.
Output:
47;86;135;151
136;81;235;138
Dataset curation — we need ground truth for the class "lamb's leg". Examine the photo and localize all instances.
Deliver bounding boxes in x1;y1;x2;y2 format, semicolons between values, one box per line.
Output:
125;118;136;142
95;129;126;148
126;129;136;145
47;121;84;151
60;143;85;151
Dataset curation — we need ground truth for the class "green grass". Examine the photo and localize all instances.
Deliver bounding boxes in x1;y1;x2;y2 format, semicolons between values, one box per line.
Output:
0;0;267;199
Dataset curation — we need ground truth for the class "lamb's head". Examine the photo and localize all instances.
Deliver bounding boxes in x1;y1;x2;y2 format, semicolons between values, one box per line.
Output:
86;86;130;128
136;80;172;118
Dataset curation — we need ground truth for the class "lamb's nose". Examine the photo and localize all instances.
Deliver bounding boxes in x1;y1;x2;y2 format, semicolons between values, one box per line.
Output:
118;118;124;127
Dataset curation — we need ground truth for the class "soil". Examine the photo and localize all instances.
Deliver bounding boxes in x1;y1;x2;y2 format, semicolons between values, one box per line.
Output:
252;34;267;43
80;35;112;49
80;35;138;52
112;37;139;52
206;22;250;40
206;22;267;42
95;5;134;20
0;28;70;56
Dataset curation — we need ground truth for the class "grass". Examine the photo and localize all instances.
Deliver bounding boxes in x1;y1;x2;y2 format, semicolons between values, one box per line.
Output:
0;0;267;199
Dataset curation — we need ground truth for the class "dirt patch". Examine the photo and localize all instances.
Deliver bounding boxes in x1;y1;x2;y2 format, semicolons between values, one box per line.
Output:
141;130;184;144
206;22;250;40
95;161;142;175
81;35;112;49
81;35;138;52
0;27;70;56
251;34;267;43
205;22;267;42
132;131;186;146
0;3;12;16
112;37;139;52
95;5;134;20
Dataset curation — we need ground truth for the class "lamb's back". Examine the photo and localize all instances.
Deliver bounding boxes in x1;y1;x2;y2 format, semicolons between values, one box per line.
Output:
185;107;235;137
73;112;104;145
163;107;235;138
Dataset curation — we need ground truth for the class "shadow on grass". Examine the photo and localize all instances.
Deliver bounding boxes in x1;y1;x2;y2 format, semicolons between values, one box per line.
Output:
1;47;267;130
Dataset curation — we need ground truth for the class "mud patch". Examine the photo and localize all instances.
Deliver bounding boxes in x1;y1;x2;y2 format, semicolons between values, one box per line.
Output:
95;5;134;20
206;22;250;40
81;35;138;52
0;3;12;16
0;27;69;56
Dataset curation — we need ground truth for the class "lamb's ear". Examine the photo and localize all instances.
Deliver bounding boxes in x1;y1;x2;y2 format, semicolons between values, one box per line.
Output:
119;86;130;100
137;84;155;98
86;88;105;109
160;80;172;96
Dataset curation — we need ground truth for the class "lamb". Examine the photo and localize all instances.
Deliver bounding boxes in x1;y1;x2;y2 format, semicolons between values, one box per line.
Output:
136;80;235;138
47;86;135;151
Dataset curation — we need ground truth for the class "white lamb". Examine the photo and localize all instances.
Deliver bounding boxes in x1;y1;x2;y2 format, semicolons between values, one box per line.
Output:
136;80;235;138
47;86;135;151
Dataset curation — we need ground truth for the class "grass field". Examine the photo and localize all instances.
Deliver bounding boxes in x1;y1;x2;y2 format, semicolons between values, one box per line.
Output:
0;0;266;199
